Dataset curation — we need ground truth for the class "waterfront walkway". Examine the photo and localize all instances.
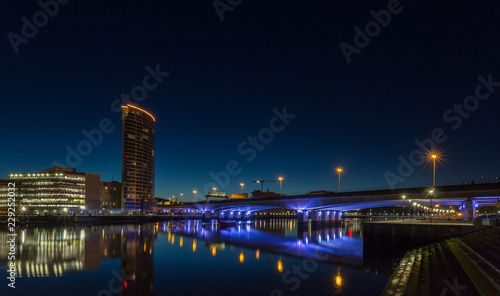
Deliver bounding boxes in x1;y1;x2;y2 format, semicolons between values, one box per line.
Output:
381;226;500;296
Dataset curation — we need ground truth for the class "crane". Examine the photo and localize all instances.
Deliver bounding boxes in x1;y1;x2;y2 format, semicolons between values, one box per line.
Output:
253;179;295;192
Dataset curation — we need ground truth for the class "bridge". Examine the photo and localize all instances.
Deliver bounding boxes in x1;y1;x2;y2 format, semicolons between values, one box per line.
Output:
166;183;500;221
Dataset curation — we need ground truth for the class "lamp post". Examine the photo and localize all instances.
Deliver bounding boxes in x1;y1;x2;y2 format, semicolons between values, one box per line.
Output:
430;153;438;187
413;202;417;219
429;189;434;223
193;190;197;201
336;167;343;192
180;193;183;201
278;177;284;196
496;177;499;221
240;183;245;194
402;195;406;221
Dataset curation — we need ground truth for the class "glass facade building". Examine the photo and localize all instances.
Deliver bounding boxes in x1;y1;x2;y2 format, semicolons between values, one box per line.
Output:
121;104;156;214
0;166;86;214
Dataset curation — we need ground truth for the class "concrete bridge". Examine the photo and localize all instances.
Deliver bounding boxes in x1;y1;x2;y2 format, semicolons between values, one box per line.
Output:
166;183;500;221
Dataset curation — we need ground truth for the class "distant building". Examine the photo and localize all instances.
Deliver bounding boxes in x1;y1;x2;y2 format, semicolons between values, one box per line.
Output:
229;193;248;199
0;166;98;214
251;190;281;198
121;104;156;214
155;198;170;213
306;190;334;195
0;166;124;214
99;181;122;209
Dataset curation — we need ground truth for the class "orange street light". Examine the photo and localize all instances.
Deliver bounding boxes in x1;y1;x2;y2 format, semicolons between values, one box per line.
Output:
429;153;439;187
278;177;284;195
336;167;343;192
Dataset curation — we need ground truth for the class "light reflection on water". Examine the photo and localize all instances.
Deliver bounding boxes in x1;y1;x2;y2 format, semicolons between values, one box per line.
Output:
0;219;389;296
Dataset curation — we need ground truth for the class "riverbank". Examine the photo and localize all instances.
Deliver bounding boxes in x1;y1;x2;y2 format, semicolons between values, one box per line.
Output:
381;226;500;296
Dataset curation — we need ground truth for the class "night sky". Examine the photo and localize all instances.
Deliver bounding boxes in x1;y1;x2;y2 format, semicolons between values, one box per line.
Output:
2;0;500;201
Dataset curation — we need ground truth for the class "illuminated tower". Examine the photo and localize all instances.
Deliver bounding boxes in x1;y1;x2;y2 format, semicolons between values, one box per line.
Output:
121;104;155;213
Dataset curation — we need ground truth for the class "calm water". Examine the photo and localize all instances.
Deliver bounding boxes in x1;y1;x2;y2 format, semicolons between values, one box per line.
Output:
0;219;392;296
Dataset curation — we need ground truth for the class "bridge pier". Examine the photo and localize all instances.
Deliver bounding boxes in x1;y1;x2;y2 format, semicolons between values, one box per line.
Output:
202;211;212;222
297;211;310;231
310;211;321;229
324;211;331;223
461;198;476;221
332;211;341;225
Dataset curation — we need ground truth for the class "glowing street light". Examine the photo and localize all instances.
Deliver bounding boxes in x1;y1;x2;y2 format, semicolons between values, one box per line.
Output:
336;167;343;192
240;183;245;194
22;207;26;211
193;190;197;201
180;193;183;201
278;177;284;196
429;153;439;187
402;195;406;221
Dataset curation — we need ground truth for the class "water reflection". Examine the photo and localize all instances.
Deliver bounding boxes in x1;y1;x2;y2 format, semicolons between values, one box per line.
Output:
0;224;156;296
0;219;388;296
167;219;364;267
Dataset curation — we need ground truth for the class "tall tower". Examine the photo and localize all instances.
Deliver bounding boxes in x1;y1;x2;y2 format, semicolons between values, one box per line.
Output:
121;104;156;213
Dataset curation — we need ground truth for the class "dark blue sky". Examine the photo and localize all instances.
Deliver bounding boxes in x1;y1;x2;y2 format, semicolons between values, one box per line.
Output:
2;0;500;201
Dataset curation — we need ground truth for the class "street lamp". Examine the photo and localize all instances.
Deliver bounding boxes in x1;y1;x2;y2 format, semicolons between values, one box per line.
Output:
402;195;406;221
193;190;197;201
336;167;343;192
212;187;216;193
430;153;439;187
278;177;284;196
240;183;245;194
429;189;434;223
180;193;183;201
413;202;417;219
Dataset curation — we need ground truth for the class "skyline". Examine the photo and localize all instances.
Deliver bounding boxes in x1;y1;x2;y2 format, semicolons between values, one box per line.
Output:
2;1;500;201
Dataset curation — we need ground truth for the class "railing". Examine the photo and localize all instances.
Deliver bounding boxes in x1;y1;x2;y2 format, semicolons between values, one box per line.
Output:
275;179;500;197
